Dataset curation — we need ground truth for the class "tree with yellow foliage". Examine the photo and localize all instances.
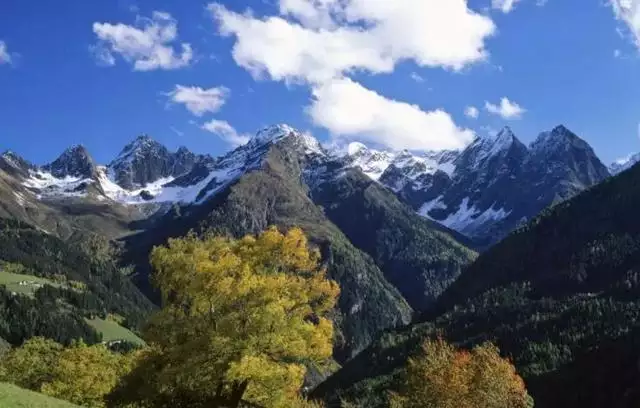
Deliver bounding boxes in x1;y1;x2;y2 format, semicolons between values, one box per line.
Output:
108;227;339;408
0;338;137;408
41;340;138;407
390;338;534;408
0;337;62;390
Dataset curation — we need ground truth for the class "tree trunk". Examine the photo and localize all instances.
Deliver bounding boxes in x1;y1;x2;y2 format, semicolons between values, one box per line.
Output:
228;380;249;408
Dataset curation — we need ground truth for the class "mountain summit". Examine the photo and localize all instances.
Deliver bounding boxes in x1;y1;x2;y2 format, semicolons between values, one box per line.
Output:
43;145;98;179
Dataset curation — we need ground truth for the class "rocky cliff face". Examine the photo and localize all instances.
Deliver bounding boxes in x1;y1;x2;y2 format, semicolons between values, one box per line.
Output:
343;125;610;247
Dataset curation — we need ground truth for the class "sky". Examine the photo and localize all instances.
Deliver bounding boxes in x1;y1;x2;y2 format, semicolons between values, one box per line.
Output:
0;0;639;166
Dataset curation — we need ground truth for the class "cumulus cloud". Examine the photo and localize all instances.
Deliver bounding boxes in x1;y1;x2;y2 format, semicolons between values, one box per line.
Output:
202;119;250;147
167;85;229;116
208;0;492;151
0;41;13;65
611;0;640;48
209;0;495;83
308;77;474;151
484;97;526;119
492;0;522;13
464;106;479;119
92;11;193;71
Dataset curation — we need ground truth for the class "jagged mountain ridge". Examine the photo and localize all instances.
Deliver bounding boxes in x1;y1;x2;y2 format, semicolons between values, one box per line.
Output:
3;124;610;249
345;125;610;247
610;152;640;175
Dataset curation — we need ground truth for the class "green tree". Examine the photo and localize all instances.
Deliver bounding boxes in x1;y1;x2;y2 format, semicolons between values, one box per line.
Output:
0;338;136;408
0;337;62;390
390;339;534;408
109;227;339;408
40;341;137;408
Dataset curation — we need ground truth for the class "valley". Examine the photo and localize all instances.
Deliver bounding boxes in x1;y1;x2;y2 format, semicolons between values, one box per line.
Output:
0;124;639;407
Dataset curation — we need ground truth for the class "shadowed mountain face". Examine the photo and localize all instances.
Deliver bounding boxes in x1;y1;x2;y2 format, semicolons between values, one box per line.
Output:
313;158;640;408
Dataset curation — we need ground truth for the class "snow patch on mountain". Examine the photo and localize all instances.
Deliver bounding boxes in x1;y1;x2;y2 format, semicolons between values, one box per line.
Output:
342;142;459;182
420;197;511;237
23;170;92;199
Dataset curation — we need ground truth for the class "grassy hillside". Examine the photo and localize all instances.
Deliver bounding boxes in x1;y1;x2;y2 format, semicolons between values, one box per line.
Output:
85;318;145;346
0;270;60;297
0;383;81;408
315;163;640;408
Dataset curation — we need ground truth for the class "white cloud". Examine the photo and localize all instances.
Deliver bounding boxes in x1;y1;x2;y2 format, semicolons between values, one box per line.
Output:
208;0;491;152
536;0;549;6
614;49;622;58
202;119;250;147
464;106;479;119
308;77;475;151
484;97;526;119
92;11;193;71
612;0;640;48
167;85;230;116
410;72;425;83
492;0;522;13
209;0;496;84
0;41;13;65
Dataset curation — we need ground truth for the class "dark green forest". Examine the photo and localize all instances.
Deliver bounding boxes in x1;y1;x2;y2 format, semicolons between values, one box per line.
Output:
0;218;154;346
314;163;640;407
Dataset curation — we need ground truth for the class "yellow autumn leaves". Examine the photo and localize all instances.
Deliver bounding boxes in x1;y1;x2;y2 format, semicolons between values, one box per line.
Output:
390;339;534;408
109;226;340;408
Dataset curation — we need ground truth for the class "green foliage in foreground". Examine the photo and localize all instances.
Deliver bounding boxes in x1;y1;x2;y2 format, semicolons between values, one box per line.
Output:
0;382;81;408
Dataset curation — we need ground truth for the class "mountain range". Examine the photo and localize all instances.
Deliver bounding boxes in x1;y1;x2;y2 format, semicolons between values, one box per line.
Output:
3;123;640;406
0;125;625;355
0;124;613;244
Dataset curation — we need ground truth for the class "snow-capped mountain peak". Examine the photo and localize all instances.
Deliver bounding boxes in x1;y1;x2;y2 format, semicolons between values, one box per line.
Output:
43;145;97;179
530;124;584;154
250;124;298;147
346;142;368;156
110;134;166;167
249;124;323;155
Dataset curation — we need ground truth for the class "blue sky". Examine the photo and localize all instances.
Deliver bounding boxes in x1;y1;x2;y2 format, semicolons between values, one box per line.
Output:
0;0;639;165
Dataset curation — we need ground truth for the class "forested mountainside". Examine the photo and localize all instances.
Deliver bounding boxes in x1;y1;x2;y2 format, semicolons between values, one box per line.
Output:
314;161;640;408
0;125;479;362
122;134;476;360
0;218;154;346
